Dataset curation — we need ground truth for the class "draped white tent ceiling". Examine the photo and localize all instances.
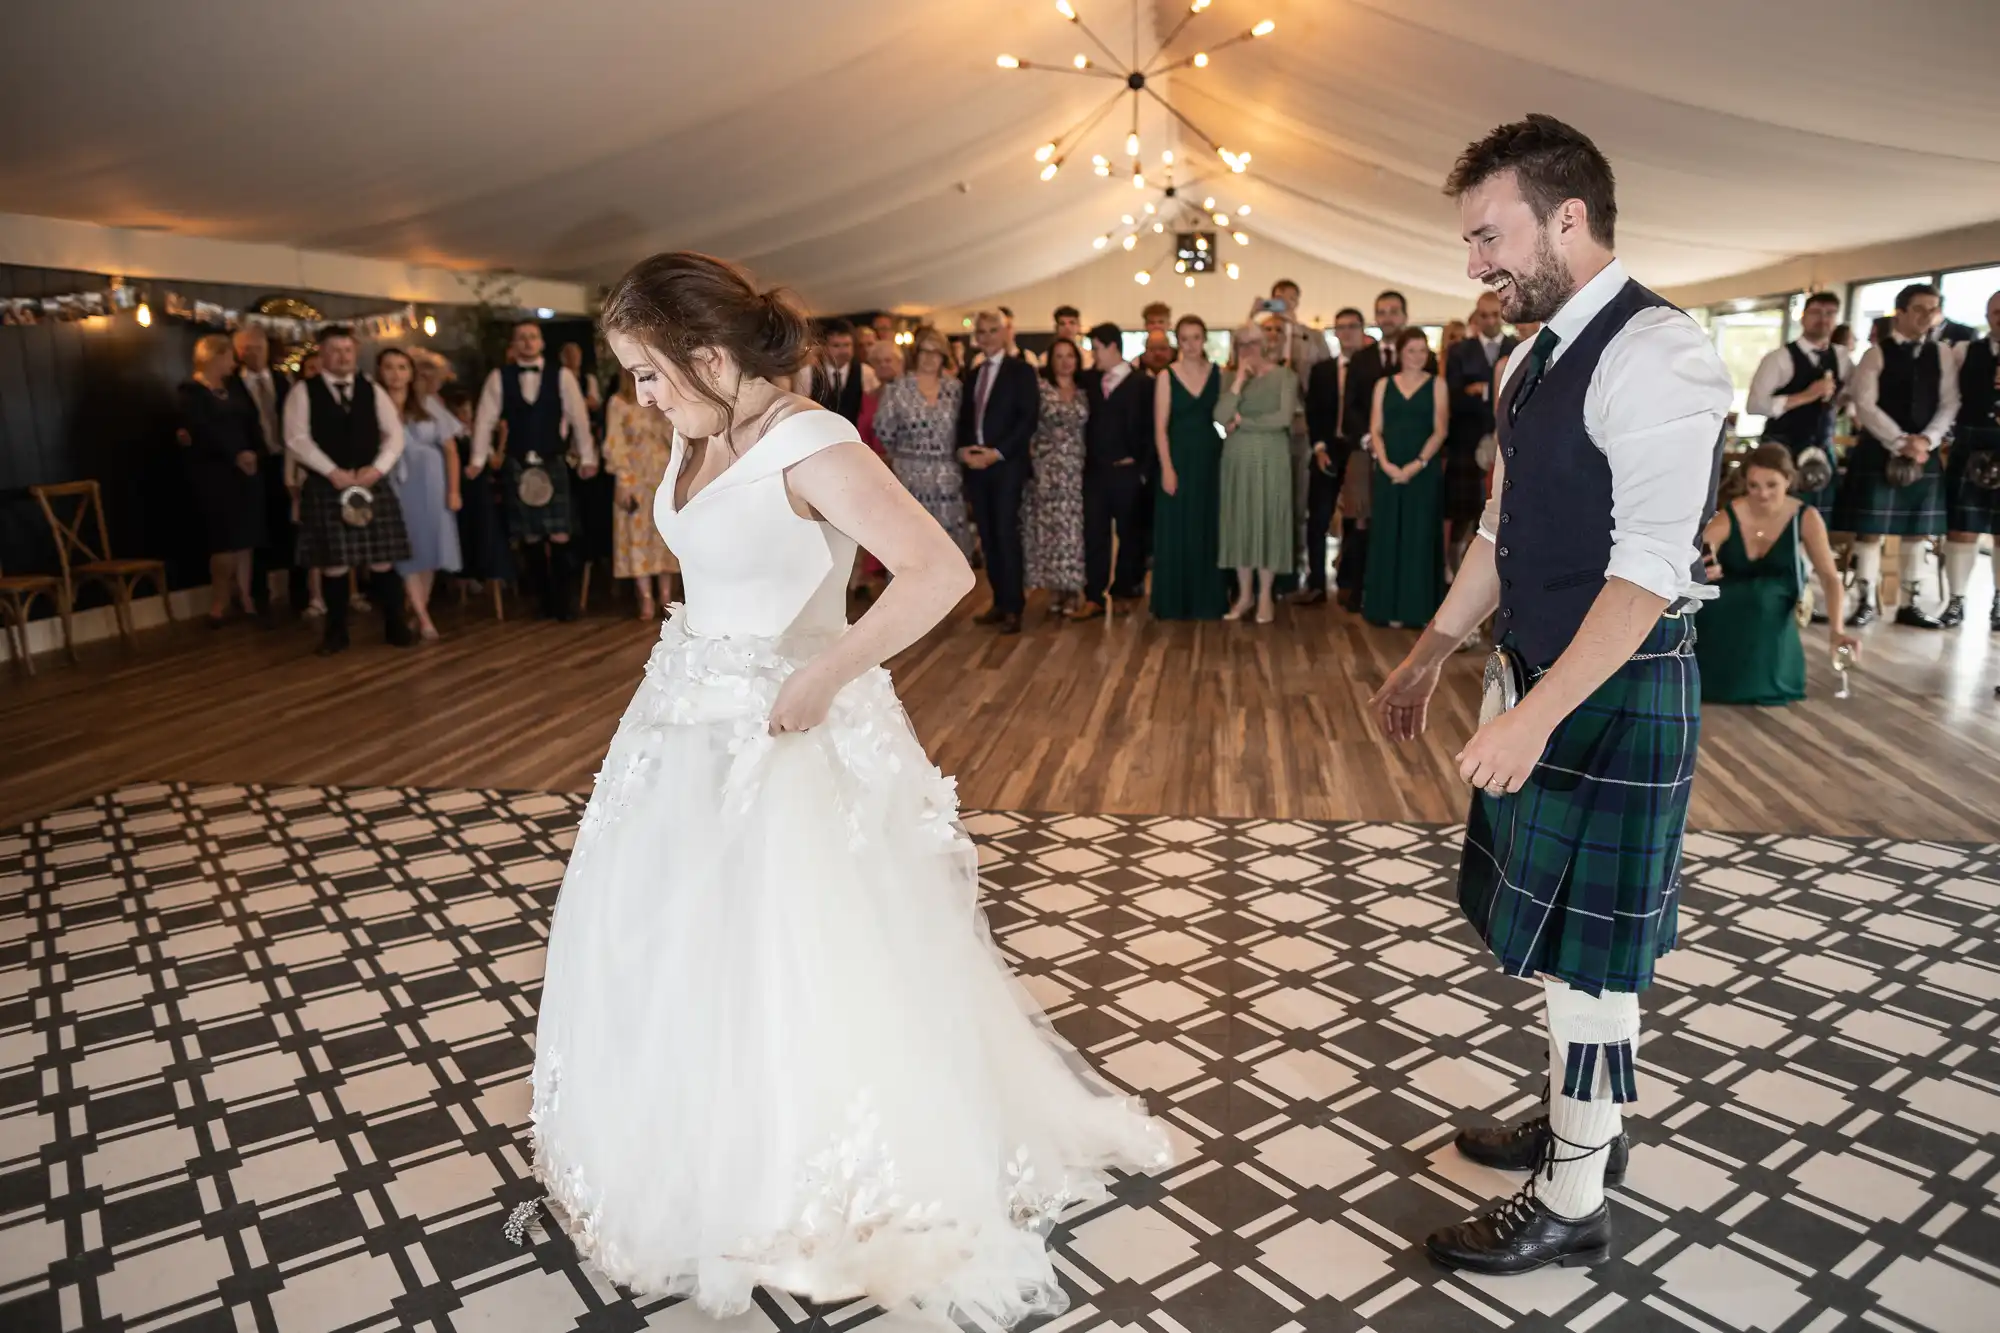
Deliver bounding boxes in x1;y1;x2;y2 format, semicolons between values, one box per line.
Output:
4;0;1997;316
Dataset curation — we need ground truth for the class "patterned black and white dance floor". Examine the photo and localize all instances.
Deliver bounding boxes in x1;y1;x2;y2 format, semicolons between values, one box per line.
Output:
3;783;1996;1333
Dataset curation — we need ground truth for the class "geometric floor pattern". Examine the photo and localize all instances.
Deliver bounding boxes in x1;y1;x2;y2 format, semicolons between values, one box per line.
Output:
2;784;1996;1333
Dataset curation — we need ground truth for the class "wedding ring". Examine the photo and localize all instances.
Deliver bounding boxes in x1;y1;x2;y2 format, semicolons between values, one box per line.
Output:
1484;782;1508;797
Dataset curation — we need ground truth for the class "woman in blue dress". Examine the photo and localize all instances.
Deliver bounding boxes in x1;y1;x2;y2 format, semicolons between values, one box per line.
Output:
377;348;463;640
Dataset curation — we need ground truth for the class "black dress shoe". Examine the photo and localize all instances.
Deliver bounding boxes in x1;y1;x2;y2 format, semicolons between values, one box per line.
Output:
1456;1116;1629;1187
1289;587;1328;606
1427;1186;1611;1276
1938;596;1966;628
1849;583;1876;627
1895;603;1944;630
972;606;1005;626
997;613;1022;635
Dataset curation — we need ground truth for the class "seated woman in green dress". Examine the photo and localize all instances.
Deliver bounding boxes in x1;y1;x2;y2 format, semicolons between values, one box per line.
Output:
1362;327;1449;628
1696;443;1859;705
1215;325;1300;624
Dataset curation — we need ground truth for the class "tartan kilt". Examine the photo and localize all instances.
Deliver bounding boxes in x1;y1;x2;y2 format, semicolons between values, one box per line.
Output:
1944;427;2000;535
1457;615;1699;996
503;457;575;541
1831;436;1945;536
295;474;411;569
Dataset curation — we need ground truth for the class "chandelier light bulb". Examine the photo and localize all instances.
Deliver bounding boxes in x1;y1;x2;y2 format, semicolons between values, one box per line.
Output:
1162;149;1175;166
1073;54;1089;69
1226;262;1241;279
1132;170;1146;189
1056;0;1076;18
1034;142;1056;163
1203;196;1216;208
422;313;438;337
1093;234;1110;249
1233;230;1249;245
1212;211;1228;225
1142;202;1156;215
1135;270;1151;285
1153;221;1165;233
1041;161;1061;181
1192;0;1211;11
1238;204;1251;215
1252;19;1276;37
1122;234;1138;251
1193;52;1209;68
997;54;1020;69
1176;260;1188;273
1185;276;1196;288
1195;235;1209;251
1126;132;1141;157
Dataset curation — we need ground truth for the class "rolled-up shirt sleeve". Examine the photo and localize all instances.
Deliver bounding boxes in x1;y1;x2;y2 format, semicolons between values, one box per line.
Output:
282;380;337;477
1589;310;1733;602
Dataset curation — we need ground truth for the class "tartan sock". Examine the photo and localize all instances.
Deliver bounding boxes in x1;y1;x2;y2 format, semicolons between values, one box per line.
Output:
1851;541;1882;590
1541;980;1640;1221
1898;541;1929;606
1946;541;1980;600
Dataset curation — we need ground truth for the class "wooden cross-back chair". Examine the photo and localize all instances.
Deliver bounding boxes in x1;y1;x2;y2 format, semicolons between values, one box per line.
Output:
31;480;174;650
0;557;69;675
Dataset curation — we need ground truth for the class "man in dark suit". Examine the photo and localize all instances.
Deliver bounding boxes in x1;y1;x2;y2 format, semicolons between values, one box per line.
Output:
958;309;1040;633
1075;324;1167;619
1335;291;1432;605
1297;308;1371;604
230;326;301;623
1444;291;1517;567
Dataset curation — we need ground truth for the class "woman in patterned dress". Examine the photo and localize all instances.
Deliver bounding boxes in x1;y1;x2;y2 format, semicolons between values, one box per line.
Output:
873;327;973;558
603;370;679;619
1022;336;1089;618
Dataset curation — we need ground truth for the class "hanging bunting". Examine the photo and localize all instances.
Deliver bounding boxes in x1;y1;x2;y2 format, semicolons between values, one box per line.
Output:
0;280;424;339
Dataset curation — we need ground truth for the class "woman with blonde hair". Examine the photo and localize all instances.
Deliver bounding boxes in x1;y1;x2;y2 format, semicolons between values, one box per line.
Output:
176;333;266;625
872;325;973;556
1215;324;1299;623
380;346;462;639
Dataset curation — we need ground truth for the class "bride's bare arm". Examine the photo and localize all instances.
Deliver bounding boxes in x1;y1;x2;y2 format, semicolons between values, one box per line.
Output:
783;441;974;689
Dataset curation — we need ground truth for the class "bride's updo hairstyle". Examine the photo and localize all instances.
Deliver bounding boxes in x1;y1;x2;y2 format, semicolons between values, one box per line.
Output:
599;251;814;428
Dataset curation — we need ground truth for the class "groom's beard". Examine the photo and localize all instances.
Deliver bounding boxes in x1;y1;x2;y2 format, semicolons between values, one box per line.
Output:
1490;232;1573;325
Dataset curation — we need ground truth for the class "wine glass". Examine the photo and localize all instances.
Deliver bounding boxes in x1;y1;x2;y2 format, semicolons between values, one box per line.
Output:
1832;642;1855;700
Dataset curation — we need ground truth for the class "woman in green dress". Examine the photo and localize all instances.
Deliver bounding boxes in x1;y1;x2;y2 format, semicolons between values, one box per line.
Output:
1362;327;1449;628
1151;315;1227;620
1696;444;1858;704
1215;326;1300;624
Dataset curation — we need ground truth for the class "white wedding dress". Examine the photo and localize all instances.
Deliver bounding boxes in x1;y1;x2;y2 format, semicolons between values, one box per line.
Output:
528;408;1171;1325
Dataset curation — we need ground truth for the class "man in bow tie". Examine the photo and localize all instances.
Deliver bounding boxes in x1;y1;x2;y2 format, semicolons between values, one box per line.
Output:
469;319;600;620
282;325;413;655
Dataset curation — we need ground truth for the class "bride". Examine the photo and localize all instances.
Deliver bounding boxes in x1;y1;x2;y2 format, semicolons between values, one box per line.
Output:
523;252;1171;1325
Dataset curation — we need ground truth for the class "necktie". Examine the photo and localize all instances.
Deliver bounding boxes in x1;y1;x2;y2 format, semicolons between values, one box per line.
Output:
1508;327;1562;423
975;363;996;440
334;381;352;409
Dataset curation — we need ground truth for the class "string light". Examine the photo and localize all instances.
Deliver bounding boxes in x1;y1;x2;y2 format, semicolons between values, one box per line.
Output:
996;54;1020;68
1134;270;1151;285
1056;0;1076;17
1093;155;1111;176
1225;262;1241;279
1034;143;1057;163
135;302;152;328
1251;19;1276;36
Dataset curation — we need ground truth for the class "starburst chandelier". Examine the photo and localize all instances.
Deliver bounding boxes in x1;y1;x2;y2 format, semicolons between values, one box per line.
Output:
997;0;1274;190
1095;159;1256;286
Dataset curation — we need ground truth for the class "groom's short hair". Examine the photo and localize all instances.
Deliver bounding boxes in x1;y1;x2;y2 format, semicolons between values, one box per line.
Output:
1445;113;1618;248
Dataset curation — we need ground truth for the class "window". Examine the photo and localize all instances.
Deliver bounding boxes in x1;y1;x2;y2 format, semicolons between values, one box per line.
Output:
1847;274;1931;348
1941;264;2000;337
1701;298;1790;435
1120;329;1234;362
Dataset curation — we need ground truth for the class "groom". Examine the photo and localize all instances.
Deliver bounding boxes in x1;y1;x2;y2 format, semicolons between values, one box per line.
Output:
1371;114;1730;1274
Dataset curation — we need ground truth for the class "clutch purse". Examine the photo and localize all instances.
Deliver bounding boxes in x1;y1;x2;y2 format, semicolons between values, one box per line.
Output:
337;485;375;528
1479;645;1528;726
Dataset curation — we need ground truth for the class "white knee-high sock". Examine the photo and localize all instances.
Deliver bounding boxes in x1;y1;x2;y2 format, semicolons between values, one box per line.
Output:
1899;541;1931;606
1540;981;1640;1221
1946;541;1980;600
1852;541;1882;589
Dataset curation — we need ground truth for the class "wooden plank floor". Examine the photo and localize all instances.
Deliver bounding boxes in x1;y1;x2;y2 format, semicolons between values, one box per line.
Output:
3;583;1995;838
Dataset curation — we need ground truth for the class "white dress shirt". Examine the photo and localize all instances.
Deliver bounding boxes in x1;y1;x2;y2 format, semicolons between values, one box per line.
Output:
239;368;283;454
1847;333;1960;447
1477;334;1506;367
1478;258;1734;605
469;362;600;471
282;375;405;478
1100;360;1134;397
1745;338;1853;420
972;355;1006;449
801;360;880;402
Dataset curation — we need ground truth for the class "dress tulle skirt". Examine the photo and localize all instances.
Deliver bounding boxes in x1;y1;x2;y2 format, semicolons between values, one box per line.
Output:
529;609;1171;1325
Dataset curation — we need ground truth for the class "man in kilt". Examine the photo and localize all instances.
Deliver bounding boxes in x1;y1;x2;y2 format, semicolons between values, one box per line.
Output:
282;326;414;655
469;320;601;620
1939;289;2000;630
1372;115;1731;1275
1746;290;1850;522
1832;283;1958;628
